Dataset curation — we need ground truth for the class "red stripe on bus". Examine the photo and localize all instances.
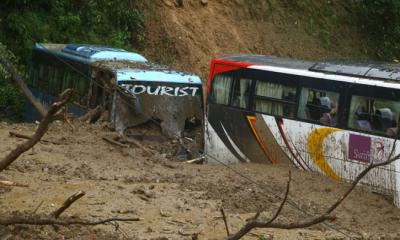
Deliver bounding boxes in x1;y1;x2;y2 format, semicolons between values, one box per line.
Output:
207;58;252;97
276;119;309;170
247;115;276;164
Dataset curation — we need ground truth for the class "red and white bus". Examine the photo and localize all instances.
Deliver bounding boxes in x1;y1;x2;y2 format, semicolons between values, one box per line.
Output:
205;54;400;207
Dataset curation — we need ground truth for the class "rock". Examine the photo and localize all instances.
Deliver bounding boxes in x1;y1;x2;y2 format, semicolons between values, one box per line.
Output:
200;0;208;5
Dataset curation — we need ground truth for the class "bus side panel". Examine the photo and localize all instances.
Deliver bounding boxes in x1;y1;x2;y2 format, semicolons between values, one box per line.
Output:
205;104;271;164
270;117;399;206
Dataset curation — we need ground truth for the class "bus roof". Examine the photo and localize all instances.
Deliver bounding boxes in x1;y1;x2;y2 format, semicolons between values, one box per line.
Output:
116;68;202;85
34;43;148;63
219;54;400;82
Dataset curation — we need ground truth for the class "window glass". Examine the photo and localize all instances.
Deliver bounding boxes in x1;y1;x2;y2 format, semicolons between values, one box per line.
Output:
253;81;297;118
38;65;49;92
48;66;56;94
231;78;252;108
348;95;400;137
298;88;339;126
210;74;233;105
63;71;72;90
33;66;39;87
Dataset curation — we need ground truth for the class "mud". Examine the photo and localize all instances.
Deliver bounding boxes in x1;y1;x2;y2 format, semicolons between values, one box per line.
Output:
0;121;400;239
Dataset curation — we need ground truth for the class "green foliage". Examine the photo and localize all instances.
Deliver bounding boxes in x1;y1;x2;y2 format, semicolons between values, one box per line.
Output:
0;43;25;121
354;0;400;59
0;0;146;63
0;0;147;120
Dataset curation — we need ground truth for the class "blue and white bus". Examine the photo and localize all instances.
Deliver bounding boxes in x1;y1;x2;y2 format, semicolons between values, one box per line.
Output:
27;43;203;137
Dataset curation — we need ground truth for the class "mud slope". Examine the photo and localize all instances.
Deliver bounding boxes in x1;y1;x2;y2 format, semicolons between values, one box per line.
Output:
143;0;365;78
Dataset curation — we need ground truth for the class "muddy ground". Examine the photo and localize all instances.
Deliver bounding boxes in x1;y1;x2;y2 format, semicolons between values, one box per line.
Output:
0;121;400;240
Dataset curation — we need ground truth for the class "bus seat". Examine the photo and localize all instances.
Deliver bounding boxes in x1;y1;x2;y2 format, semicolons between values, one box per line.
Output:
356;120;372;131
375;108;394;132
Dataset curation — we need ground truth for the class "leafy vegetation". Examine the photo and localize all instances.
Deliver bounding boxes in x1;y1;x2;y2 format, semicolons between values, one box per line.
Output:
0;43;25;121
0;0;148;120
354;0;400;59
0;0;146;63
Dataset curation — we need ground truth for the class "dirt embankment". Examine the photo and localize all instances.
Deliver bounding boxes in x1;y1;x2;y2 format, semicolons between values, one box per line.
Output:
143;0;366;79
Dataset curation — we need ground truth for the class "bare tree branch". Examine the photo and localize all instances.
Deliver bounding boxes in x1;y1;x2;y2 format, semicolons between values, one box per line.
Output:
0;56;47;117
0;216;141;226
227;142;400;240
226;171;292;240
0;89;73;171
51;191;86;219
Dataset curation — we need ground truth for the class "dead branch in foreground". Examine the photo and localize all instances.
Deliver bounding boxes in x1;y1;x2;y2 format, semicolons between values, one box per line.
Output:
0;216;141;226
1;191;142;227
226;143;400;240
0;89;73;172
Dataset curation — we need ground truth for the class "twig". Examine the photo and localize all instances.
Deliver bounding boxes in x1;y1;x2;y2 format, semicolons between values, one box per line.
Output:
51;191;86;219
121;135;154;155
265;171;291;225
32;200;44;214
102;137;129;148
220;208;230;236
0;180;28;187
64;108;75;132
185;156;205;164
226;171;292;240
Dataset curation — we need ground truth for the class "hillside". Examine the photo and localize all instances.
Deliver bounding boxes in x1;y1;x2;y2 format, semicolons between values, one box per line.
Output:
142;0;367;78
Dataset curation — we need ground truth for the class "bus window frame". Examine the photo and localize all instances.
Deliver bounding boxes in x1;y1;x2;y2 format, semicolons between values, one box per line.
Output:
292;75;347;128
345;84;400;139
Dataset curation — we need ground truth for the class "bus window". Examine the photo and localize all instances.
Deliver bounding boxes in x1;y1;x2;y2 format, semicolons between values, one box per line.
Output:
48;66;57;95
38;64;49;93
63;71;73;90
32;65;39;87
298;88;339;126
210;74;233;105
253;81;297;118
77;77;88;105
231;78;252;109
348;95;400;137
